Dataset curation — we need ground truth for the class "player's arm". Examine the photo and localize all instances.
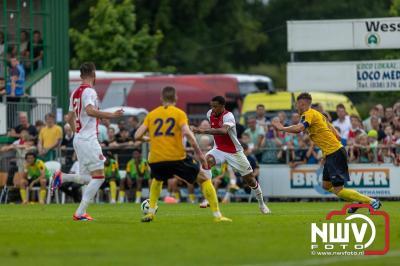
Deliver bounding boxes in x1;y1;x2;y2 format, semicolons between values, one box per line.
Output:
182;124;208;169
134;124;148;141
327;123;341;141
66;111;76;132
272;118;305;133
192;125;229;135
86;105;124;119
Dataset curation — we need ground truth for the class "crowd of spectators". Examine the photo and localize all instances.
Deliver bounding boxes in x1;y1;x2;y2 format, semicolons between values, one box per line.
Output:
4;101;400;169
226;103;400;167
0;30;44;97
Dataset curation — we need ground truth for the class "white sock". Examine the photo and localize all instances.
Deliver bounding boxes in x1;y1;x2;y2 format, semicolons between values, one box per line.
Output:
213;211;222;218
75;178;104;216
62;174;91;184
118;194;125;203
230;178;237;186
250;182;264;204
223;192;231;202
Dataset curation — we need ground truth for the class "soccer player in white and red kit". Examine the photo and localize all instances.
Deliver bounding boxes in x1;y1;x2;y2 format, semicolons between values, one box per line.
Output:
52;62;123;221
193;96;270;214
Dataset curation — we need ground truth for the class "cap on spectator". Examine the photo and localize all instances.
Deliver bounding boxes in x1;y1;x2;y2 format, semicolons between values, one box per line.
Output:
367;130;378;138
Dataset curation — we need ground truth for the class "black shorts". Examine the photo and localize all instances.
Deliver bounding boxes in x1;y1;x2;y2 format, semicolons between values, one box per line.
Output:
323;147;350;187
149;156;200;184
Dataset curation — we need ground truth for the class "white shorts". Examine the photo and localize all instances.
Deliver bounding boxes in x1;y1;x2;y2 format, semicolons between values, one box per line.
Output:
73;137;105;175
206;148;252;176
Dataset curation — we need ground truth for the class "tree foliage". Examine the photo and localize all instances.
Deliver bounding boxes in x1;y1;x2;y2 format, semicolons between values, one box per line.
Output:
70;0;163;71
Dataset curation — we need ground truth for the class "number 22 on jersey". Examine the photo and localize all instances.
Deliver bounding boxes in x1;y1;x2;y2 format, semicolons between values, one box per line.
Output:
154;117;175;136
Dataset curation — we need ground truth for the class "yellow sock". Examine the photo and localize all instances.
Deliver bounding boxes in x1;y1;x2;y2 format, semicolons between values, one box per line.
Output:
174;192;180;201
110;180;117;202
327;187;334;193
189;193;195;202
136;191;142;200
20;189;27;203
149;179;163;210
118;190;126;203
337;188;373;204
39;189;46;204
201;179;220;214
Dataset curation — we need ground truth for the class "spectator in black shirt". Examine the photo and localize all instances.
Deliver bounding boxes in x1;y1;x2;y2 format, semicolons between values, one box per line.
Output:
9;111;37;138
31;30;44;70
128;116;139;139
61;123;74;148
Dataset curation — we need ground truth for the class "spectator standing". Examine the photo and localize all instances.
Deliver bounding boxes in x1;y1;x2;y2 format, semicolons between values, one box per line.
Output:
6;57;25;96
127;116;139;139
38;113;63;161
255;104;268;127
332;104;351;145
370;116;385;142
31;30;44;70
385;107;394;124
61;123;74;148
347;115;365;143
244;116;265;154
363;106;379;132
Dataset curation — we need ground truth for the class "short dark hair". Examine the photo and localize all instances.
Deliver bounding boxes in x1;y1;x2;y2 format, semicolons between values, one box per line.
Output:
80;62;96;79
25;151;37;160
33;30;41;35
296;92;312;102
211;96;225;106
256;104;265;109
45;113;55;120
161;86;177;103
132;148;142;154
336;103;346;110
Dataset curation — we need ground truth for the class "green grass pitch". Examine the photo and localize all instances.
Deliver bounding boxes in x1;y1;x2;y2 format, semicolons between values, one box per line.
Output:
0;202;398;266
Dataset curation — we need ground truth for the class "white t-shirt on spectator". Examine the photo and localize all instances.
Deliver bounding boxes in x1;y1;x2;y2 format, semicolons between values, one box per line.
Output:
332;116;351;140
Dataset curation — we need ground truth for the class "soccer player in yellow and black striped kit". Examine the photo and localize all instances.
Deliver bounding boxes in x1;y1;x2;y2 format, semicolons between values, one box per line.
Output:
135;86;231;222
272;92;381;212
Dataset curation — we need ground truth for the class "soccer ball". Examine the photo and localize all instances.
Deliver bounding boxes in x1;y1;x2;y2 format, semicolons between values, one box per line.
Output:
141;199;158;214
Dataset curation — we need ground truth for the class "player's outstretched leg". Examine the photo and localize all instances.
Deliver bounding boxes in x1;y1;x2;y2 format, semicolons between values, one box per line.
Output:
73;172;105;221
197;171;232;222
242;173;271;214
52;170;91;191
323;181;381;213
141;179;163;222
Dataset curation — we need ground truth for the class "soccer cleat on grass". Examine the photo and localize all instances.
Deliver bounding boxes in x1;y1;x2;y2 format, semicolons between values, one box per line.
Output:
259;203;271;214
73;213;94;221
51;170;62;192
199;199;209;208
347;200;382;214
141;213;155;223
214;216;232;223
347;202;361;214
371;199;382;210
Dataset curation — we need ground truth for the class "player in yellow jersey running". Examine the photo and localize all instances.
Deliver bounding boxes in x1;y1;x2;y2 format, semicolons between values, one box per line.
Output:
135;86;231;222
272;92;381;212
